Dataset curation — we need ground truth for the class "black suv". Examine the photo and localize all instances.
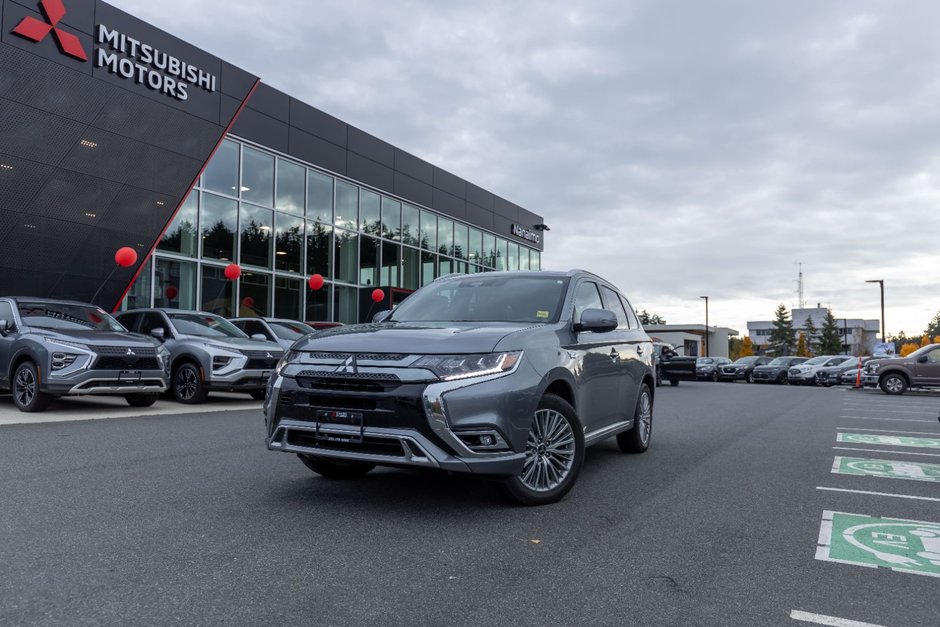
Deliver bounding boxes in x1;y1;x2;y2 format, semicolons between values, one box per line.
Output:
0;298;169;412
717;356;771;383
265;270;655;505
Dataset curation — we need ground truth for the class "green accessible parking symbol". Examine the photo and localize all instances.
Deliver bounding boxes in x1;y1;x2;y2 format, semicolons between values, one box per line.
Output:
832;456;940;483
817;511;940;577
837;432;940;449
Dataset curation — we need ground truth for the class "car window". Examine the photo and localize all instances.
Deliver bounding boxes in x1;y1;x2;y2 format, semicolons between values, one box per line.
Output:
116;312;141;333
268;320;317;340
140;312;172;338
599;286;629;329
0;301;17;328
17;302;125;332
619;295;640;329
927;348;940;363
244;320;270;338
572;281;603;322
168;313;248;338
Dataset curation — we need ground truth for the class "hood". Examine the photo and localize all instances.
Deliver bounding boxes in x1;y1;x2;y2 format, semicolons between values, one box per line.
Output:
293;321;535;354
753;365;783;372
30;328;160;348
179;335;284;353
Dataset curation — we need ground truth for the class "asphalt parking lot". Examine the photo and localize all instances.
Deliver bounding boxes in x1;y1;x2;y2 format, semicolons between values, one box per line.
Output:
1;382;937;626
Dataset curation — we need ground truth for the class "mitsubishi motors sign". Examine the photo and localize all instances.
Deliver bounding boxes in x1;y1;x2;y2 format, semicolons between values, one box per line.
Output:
12;0;88;60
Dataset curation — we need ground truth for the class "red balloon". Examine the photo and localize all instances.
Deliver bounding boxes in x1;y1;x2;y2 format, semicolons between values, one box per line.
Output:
165;285;179;300
115;247;138;268
308;274;324;290
224;264;241;280
371;288;385;303
242;296;255;308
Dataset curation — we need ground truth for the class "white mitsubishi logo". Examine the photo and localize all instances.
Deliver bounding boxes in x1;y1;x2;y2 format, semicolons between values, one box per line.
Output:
337;355;358;375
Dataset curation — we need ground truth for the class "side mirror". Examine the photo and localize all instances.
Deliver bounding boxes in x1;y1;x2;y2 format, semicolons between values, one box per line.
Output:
150;327;165;340
372;309;392;323
0;319;9;335
251;333;267;341
917;355;929;363
574;308;618;333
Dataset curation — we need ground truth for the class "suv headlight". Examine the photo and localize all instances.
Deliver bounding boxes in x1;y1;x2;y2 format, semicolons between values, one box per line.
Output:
275;350;301;376
157;345;170;368
867;362;881;373
413;351;522;381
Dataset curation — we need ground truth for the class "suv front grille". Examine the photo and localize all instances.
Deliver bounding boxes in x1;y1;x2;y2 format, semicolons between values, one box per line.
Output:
245;358;280;370
94;346;158;357
93;357;160;370
286;430;405;457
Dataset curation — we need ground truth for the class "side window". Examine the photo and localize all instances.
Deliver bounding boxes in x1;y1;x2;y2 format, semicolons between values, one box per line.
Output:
0;301;18;328
141;312;172;338
600;286;629;329
245;321;268;338
572;281;603;321
927;348;940;363
117;312;141;333
619;295;640;330
231;320;247;332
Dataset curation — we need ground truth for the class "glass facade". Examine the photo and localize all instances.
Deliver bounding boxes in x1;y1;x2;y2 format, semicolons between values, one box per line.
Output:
123;137;542;323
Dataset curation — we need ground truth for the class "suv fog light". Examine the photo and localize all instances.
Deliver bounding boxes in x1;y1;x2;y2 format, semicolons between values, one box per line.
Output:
480;434;495;446
51;352;78;371
212;356;232;370
455;430;510;452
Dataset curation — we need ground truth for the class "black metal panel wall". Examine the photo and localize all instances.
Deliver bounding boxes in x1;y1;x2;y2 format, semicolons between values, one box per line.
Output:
232;83;546;250
0;0;257;307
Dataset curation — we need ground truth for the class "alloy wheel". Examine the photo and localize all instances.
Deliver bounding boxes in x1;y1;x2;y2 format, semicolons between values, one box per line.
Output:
885;376;904;394
175;367;198;401
637;389;652;445
14;367;35;407
520;409;576;492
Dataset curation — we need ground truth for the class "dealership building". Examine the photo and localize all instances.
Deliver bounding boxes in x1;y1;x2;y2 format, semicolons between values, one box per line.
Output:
0;0;546;323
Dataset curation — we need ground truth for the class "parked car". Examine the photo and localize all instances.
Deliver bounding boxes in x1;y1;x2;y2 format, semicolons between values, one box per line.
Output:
717;356;772;383
652;343;698;386
787;355;855;386
305;321;344;330
0;297;169;412
814;356;868;387
230;317;318;350
116;309;284;403
695;356;732;382
861;344;940;395
751;356;808;384
265;270;655;506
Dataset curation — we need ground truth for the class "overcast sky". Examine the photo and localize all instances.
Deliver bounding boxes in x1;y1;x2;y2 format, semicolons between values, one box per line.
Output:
112;0;940;339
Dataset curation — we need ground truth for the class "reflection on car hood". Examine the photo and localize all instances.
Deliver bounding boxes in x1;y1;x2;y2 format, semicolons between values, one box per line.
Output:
30;328;160;348
292;321;536;354
753;365;784;372
178;335;283;352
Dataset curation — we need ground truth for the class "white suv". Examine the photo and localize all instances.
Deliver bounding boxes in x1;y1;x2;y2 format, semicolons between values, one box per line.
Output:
787;355;855;386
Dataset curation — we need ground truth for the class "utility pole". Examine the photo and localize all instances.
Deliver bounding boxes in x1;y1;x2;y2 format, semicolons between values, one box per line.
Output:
699;296;709;357
795;262;805;309
865;280;885;343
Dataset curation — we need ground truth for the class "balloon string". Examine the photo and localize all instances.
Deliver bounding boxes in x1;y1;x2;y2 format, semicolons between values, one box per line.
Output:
90;265;120;306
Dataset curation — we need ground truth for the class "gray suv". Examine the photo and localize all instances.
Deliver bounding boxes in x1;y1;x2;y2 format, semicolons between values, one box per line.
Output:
0;297;169;412
116;309;284;404
265;270;655;505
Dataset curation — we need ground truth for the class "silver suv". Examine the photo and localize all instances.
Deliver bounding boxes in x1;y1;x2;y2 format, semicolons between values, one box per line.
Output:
116;309;284;404
265;270;655;505
0;298;168;412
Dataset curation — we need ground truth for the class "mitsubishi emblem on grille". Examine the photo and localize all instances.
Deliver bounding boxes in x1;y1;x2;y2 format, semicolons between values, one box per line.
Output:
337;355;358;375
266;352;273;359
126;348;136;356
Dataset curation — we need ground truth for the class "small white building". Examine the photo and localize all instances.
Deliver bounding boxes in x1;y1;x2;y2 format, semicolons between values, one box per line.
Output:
643;324;738;358
747;307;879;356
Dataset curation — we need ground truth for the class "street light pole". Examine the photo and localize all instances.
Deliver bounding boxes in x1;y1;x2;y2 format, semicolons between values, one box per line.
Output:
699;296;709;357
865;280;885;343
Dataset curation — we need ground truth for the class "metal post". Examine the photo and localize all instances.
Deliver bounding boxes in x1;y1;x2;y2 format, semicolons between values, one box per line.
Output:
700;296;709;357
866;280;885;343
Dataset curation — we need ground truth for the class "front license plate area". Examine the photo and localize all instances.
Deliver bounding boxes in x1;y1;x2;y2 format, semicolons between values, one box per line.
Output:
316;410;363;444
119;370;141;383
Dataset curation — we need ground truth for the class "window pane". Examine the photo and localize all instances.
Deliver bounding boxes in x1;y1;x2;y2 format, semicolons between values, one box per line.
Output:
122;257;152;310
532;251;540;270
421;251;437;286
401;204;420;246
241;146;274;206
437;217;454;256
201;193;237;261
334;229;358;284
335;284;358;324
155;257;197;309
381;242;400;287
239;271;271;317
494;239;507;271
275;214;304;273
453;222;468;260
335;181;358;231
482;233;496;268
439;257;453;276
382;197;401;241
402;247;420;291
159;191;197;256
201;265;235;316
306;221;333;278
468;228;483;265
307;170;333;223
203;139;238;196
420;210;437;251
240;203;273;268
306;281;332;322
507;242;519;271
359;189;381;235
274;276;303;319
519;247;531;271
276;159;305;214
359;235;380;286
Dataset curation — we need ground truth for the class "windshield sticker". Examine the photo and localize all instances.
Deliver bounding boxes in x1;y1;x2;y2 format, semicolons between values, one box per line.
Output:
536;310;550;319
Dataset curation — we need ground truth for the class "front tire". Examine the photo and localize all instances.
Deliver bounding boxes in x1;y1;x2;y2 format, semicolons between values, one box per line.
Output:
172;363;209;404
880;373;908;395
618;383;653;453
12;361;52;413
125;393;158;407
711;371;719;382
745;372;754;384
298;455;375;478
502;393;584;506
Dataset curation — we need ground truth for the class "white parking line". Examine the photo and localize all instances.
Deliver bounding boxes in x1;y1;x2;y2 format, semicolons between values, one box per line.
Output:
833;446;940;457
836;428;940;435
840;409;936;414
839;416;935;423
816;486;940;502
790;610;884;627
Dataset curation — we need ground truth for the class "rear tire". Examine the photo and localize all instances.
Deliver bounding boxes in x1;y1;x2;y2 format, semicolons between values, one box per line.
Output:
502;393;584;506
172;362;209;404
125;393;158;407
12;361;52;413
298;455;375;478
618;383;653;453
880;373;908;395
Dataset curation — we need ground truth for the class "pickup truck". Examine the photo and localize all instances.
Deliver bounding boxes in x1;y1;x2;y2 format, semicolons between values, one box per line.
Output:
652;342;698;386
862;344;940;394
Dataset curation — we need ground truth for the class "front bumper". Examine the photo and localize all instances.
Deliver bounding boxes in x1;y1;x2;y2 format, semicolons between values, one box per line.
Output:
861;374;879;388
717;369;745;380
206;368;272;392
45;368;168;395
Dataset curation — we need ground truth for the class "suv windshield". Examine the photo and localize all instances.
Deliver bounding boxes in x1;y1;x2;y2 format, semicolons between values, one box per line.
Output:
696;358;715;364
767;358;791;366
268;321;316;340
733;356;759;365
803;356;829;365
390;275;570;324
168;313;247;338
18;302;125;332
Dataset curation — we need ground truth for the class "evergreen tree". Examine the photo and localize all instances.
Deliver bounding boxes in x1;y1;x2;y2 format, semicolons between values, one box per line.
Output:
638;310;666;325
768;304;795;355
819;309;844;355
802;316;819;355
925;311;940;340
